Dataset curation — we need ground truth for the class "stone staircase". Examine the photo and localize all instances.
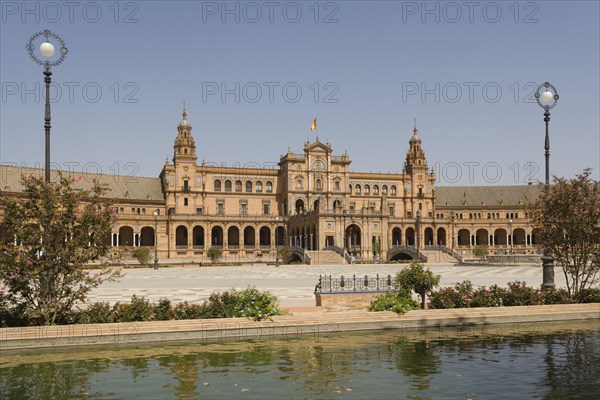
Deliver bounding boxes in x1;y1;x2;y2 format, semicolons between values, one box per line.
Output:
305;250;345;265
421;249;460;264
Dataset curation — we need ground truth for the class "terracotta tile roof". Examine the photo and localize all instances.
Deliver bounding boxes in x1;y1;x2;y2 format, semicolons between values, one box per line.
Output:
0;165;164;202
436;185;541;207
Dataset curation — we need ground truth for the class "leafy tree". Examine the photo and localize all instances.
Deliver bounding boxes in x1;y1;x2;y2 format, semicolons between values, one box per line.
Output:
0;175;120;324
531;168;600;301
473;244;488;260
396;261;441;309
131;247;151;266
206;246;222;264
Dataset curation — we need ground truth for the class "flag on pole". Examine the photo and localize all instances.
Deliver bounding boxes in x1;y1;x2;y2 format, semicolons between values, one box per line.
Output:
311;117;317;131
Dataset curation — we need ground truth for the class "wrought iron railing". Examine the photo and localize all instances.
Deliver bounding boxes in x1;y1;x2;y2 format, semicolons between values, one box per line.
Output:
315;274;397;293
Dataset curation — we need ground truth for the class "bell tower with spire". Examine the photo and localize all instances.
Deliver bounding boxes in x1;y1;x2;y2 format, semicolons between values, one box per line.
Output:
404;120;428;175
173;104;197;164
403;120;435;221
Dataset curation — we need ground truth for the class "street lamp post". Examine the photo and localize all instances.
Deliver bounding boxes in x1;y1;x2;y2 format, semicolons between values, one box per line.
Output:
153;210;159;270
26;30;68;183
535;82;559;289
450;211;456;250
416;210;421;260
303;210;307;264
275;216;280;267
508;218;513;265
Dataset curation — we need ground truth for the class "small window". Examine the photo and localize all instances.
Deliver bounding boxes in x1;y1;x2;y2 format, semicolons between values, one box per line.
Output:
263;202;270;215
256;181;263;192
119;207;124;214
316;179;322;191
240;202;248;215
235;180;242;192
349;202;356;210
142;208;146;215
246;181;252;192
382;185;388;195
196;176;202;186
217;201;224;214
373;185;379;195
184;198;188;206
389;206;395;216
364;185;370;195
183;180;189;190
355;185;361;194
131;208;135;215
391;185;397;195
225;180;232;192
196;208;203;215
214;180;222;191
334;180;340;190
297;178;303;190
266;181;273;193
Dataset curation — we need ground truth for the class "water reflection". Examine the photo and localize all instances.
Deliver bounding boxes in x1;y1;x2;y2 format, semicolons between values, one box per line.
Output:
1;321;598;399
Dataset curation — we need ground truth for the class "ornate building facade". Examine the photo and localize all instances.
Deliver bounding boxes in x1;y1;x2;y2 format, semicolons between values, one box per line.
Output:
0;109;543;263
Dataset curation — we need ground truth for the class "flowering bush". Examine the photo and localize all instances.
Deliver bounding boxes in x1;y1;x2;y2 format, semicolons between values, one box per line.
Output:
201;287;285;321
428;281;586;309
502;281;544;306
470;285;505;307
429;287;461;309
541;287;573;305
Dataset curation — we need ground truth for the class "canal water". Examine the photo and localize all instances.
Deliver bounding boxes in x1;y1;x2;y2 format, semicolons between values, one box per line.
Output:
1;321;599;399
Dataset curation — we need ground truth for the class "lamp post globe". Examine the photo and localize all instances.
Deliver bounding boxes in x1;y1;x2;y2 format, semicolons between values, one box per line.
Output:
534;81;558;289
26;30;68;184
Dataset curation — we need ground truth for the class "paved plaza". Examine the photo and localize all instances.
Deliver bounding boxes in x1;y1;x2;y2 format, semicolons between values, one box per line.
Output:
88;263;567;309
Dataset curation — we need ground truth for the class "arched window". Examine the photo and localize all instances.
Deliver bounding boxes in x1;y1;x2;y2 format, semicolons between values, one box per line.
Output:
142;208;146;215
382;185;388;195
391;185;397;195
245;181;252;192
311;160;325;170
131;208;135;215
373;185;379;195
364;185;370;195
256;181;263;192
235;180;242;192
225;180;232;192
266;181;273;193
214;180;222;191
355;185;361;194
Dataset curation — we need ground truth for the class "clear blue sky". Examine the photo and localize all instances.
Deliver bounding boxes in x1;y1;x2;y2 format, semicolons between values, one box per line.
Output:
1;0;599;185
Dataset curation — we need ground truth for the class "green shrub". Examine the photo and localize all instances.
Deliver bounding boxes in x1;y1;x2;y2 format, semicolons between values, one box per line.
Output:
172;301;206;320
113;295;154;322
579;287;600;303
78;302;115;324
153;298;173;320
132;247;151;265
369;292;418;315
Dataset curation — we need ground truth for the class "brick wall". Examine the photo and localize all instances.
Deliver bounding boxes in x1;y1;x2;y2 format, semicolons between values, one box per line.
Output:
315;292;382;312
